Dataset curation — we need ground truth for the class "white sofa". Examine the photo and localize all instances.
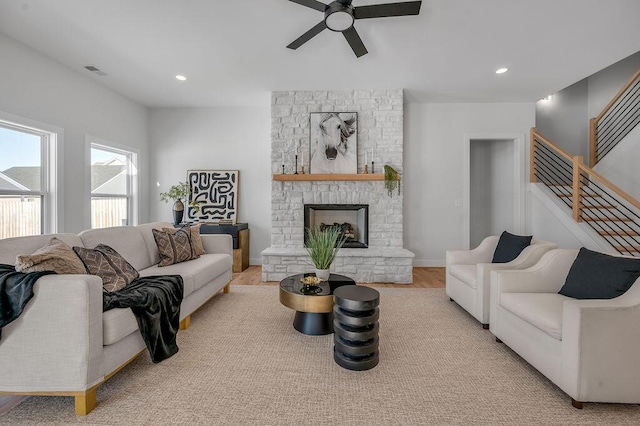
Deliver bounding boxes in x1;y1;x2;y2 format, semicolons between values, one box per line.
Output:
490;249;640;408
0;222;233;415
446;236;557;328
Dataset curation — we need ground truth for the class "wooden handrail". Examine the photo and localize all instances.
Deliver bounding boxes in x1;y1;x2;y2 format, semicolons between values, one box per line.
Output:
595;69;640;122
531;128;574;162
577;162;640;211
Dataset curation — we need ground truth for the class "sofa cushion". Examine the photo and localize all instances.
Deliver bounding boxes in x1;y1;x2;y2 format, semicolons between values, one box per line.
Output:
153;228;198;266
79;226;152;271
103;308;139;346
492;231;532;263
500;293;572;340
448;264;477;289
558;247;640;299
74;245;138;293
136;222;174;267
15;237;87;274
162;224;206;258
0;233;84;265
139;253;231;293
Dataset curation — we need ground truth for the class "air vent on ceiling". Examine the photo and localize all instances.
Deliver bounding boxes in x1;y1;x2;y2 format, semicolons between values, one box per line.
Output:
84;65;107;76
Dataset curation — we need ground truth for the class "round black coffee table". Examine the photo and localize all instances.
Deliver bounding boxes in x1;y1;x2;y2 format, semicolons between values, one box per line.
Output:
279;273;356;335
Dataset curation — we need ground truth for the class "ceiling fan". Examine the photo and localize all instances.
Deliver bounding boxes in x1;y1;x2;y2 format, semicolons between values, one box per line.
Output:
287;0;422;58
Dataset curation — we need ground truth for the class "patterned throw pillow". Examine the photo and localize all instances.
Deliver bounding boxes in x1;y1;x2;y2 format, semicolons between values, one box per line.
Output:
73;245;139;293
16;237;87;274
162;224;206;257
153;228;196;267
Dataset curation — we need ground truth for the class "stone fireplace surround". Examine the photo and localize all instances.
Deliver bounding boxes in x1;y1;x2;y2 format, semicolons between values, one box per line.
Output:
261;89;414;283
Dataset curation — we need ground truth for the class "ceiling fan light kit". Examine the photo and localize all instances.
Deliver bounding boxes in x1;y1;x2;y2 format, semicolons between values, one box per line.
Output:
287;0;422;57
325;3;354;31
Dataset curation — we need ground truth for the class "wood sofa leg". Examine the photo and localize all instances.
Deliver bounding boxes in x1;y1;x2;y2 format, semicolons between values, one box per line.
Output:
223;283;230;294
75;387;97;416
482;324;489;330
179;315;191;330
571;399;584;409
449;297;453;302
495;337;503;343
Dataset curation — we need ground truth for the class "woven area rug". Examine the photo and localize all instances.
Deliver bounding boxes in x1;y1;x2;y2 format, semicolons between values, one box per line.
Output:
2;286;639;425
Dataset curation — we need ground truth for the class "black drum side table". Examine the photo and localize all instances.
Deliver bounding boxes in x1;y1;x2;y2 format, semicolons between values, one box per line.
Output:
333;285;380;371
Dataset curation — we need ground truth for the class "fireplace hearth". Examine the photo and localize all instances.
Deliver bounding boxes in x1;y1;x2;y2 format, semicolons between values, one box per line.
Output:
304;204;368;248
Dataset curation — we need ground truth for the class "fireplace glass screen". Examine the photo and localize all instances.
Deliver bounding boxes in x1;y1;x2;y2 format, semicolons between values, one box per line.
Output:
304;204;368;248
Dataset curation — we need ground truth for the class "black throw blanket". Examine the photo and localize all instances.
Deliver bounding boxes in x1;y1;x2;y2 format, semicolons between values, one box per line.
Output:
0;264;56;340
104;275;184;363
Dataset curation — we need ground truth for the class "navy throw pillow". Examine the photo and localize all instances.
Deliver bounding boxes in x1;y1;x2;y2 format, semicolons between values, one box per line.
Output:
491;231;533;263
558;248;640;299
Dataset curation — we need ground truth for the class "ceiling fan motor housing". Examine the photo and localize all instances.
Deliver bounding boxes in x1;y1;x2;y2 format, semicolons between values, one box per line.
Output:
325;2;355;32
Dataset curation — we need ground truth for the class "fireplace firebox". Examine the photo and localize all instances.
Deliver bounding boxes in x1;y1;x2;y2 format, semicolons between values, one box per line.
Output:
304;204;368;249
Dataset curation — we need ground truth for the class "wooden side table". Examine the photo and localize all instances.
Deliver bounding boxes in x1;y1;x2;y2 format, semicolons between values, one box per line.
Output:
199;223;250;273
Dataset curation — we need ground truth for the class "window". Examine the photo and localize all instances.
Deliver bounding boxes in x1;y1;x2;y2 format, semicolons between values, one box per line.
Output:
0;119;57;238
90;142;137;228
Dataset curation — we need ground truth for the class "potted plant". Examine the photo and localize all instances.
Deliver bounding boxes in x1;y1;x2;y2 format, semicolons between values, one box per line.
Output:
159;182;190;225
304;226;347;280
384;165;401;197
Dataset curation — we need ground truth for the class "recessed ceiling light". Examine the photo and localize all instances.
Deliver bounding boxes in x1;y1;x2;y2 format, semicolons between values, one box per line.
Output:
495;67;509;74
175;75;187;81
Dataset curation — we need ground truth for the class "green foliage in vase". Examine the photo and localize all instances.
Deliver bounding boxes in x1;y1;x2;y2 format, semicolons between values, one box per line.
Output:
384;165;401;197
159;182;190;202
304;227;347;270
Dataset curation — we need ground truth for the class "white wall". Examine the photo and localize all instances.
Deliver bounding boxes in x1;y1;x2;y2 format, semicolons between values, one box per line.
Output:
148;107;270;264
470;139;515;248
527;191;584;249
587;51;640;118
0;34;149;232
535;79;589;159
404;103;535;266
593;124;640;201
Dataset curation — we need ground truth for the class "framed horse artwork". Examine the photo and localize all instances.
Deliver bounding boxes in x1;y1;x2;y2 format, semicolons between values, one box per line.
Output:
309;112;357;174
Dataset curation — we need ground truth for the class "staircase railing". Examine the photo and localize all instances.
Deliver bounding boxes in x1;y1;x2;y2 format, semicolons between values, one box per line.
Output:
531;128;640;256
589;68;640;167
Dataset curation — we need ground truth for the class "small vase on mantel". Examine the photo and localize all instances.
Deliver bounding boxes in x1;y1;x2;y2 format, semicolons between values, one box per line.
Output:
315;268;331;281
173;200;184;226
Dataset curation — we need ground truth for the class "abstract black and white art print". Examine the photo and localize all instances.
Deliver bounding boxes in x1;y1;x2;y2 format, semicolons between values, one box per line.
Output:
186;170;238;223
309;112;357;174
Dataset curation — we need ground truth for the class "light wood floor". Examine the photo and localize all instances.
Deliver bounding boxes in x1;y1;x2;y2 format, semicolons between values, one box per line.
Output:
230;266;445;288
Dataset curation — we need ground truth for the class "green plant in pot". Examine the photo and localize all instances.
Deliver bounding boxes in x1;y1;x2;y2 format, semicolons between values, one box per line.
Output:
304;226;347;281
159;182;190;225
384;165;401;197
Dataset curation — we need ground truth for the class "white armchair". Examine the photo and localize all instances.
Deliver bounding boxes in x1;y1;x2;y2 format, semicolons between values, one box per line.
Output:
490;249;640;407
446;235;557;328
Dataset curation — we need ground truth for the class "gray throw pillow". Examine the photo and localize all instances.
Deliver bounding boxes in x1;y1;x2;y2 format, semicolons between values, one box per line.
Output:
558;247;640;299
492;231;532;263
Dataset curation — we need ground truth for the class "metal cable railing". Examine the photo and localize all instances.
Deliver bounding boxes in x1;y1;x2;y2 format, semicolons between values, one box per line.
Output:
531;128;640;257
590;69;640;166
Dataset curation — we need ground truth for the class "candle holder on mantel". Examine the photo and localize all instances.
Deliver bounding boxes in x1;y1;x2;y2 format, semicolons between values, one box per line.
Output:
281;164;285;174
364;164;369;174
301;165;305;174
371;161;375;174
294;155;299;174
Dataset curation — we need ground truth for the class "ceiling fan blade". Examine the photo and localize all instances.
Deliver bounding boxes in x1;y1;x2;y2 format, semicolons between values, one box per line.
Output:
354;1;421;19
336;0;353;5
287;21;327;50
343;26;368;58
289;0;327;12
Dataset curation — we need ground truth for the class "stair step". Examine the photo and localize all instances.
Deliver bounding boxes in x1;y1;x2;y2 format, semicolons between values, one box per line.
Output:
613;246;640;253
558;194;602;198
600;231;640;237
582;204;616;210
584;218;633;222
